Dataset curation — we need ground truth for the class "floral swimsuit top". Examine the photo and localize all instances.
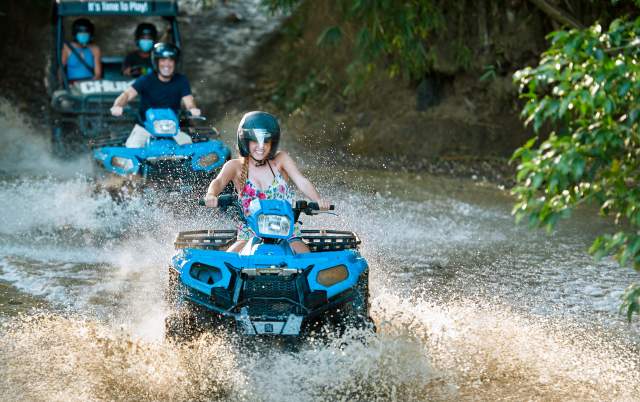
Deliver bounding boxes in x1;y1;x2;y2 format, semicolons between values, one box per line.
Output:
237;161;301;241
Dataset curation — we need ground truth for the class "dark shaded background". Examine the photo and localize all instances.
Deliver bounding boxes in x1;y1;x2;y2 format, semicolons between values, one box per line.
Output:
0;0;51;111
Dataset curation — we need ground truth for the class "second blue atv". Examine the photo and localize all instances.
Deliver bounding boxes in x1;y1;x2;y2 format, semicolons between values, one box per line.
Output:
91;108;231;187
166;195;374;339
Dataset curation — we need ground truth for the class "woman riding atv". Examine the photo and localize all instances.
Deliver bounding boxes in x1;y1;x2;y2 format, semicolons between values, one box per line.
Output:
204;111;330;254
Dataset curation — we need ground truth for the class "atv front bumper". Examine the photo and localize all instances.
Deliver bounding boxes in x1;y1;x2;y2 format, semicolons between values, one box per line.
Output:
169;249;368;336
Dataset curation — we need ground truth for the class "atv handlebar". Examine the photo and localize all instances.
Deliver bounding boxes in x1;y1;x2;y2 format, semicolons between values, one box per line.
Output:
199;196;334;213
296;200;335;213
199;194;235;208
179;110;207;121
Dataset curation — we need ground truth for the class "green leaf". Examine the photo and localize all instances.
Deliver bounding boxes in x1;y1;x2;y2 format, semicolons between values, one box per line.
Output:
617;81;631;98
621;284;640;322
316;26;343;47
572;157;585;180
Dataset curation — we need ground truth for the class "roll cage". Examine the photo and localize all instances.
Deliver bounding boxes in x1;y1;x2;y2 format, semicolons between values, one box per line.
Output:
49;0;183;149
52;0;181;90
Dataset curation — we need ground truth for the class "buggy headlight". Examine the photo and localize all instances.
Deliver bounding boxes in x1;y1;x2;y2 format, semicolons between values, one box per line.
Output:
153;119;177;134
316;265;348;287
257;214;291;237
196;153;219;168
60;97;75;110
111;156;134;171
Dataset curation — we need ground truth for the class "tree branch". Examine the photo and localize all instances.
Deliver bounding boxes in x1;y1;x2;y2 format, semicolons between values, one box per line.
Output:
527;0;584;29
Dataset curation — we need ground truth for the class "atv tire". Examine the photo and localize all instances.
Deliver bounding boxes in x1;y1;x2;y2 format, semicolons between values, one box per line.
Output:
334;271;375;334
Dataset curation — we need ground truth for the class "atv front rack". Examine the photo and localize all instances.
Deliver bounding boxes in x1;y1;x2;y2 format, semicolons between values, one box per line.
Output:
88;132;130;149
174;229;361;252
174;229;237;250
301;230;361;252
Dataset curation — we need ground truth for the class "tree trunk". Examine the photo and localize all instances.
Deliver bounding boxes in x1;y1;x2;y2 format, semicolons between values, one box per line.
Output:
527;0;584;29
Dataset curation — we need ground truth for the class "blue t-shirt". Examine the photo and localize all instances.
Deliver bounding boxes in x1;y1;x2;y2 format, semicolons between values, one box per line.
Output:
132;73;192;119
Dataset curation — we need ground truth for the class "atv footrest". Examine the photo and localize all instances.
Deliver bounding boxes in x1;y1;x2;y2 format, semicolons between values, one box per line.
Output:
301;229;361;252
174;229;237;250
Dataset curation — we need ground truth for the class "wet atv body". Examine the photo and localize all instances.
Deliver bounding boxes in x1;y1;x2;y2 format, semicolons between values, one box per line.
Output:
91;108;230;187
166;197;373;338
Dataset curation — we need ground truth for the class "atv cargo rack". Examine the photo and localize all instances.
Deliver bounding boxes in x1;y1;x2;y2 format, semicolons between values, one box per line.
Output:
175;230;237;250
301;229;361;252
174;229;361;252
88;132;130;149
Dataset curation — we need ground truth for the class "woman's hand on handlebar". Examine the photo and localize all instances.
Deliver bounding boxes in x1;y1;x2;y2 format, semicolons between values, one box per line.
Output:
204;193;218;208
317;198;332;210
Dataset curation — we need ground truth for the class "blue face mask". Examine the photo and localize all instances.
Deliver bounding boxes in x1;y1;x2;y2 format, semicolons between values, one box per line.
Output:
76;32;90;45
138;39;154;52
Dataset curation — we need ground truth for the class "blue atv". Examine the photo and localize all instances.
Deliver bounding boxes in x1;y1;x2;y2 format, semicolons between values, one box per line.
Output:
166;195;373;339
91;108;230;186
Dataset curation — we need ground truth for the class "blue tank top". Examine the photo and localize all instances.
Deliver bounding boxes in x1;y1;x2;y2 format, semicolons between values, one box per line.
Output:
66;46;95;80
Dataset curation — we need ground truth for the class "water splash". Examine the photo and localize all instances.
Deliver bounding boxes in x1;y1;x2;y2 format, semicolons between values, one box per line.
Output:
0;293;637;401
0;100;638;401
0;99;90;176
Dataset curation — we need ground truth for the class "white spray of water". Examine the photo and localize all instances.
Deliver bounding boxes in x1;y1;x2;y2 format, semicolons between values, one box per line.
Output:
0;99;90;176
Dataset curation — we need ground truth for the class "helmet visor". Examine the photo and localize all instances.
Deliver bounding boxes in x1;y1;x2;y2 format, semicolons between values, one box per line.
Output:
244;128;272;148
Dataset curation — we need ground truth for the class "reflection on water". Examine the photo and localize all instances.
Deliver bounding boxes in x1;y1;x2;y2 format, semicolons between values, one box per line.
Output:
1;100;639;401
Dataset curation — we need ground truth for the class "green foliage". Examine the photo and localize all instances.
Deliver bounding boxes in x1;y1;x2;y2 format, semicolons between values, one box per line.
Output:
316;26;343;47
270;70;327;112
453;42;473;72
262;0;443;84
480;63;500;82
512;17;640;319
622;283;640;320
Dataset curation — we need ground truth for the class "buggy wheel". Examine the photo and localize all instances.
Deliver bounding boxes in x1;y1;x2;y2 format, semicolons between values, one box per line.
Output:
51;124;66;157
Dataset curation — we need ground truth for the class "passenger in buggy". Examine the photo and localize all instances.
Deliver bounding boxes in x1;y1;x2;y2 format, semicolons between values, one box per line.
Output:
62;18;103;82
122;23;157;77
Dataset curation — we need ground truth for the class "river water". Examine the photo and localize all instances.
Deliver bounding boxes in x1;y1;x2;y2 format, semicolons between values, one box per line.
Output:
1;0;639;400
0;97;639;401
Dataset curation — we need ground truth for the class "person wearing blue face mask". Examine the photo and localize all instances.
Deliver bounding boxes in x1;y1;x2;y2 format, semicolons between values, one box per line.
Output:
122;23;158;77
61;18;102;82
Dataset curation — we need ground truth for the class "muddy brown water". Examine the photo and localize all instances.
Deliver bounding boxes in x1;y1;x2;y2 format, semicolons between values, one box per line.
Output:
0;1;638;401
1;98;639;400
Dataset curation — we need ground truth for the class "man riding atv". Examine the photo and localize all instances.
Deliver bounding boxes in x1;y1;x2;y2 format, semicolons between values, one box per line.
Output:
110;42;200;146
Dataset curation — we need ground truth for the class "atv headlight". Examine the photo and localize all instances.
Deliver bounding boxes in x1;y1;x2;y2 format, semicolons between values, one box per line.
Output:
111;156;134;171
153;119;177;134
196;153;219;168
257;214;291;237
316;265;349;287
